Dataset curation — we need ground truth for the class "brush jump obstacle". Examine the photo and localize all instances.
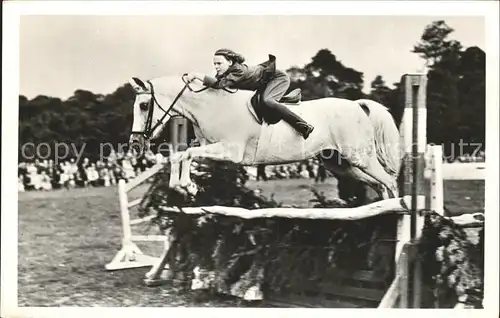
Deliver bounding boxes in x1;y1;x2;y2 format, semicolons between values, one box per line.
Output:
107;73;484;307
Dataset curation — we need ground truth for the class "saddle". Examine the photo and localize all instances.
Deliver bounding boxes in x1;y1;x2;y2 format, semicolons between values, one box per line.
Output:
249;88;302;125
245;54;303;125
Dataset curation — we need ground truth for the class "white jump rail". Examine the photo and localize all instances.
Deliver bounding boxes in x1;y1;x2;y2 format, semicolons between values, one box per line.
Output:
154;197;409;220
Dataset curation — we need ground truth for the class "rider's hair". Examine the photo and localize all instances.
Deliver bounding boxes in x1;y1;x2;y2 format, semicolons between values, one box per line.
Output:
214;48;245;64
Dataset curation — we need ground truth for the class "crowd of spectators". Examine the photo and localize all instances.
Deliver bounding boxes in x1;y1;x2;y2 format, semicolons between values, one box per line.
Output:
18;149;164;192
251;158;327;183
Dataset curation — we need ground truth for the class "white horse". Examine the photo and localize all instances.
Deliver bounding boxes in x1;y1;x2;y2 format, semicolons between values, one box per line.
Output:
128;75;401;201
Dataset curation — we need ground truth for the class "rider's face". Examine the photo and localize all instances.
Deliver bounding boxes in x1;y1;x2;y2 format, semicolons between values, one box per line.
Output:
213;55;232;76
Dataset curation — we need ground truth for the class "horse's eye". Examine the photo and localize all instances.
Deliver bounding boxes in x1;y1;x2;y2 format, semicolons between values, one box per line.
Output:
139;102;149;111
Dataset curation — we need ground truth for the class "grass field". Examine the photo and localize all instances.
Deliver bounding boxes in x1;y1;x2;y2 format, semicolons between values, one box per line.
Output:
17;177;485;307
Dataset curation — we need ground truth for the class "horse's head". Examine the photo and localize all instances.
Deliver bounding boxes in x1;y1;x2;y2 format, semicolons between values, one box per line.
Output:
128;76;175;152
128;74;245;153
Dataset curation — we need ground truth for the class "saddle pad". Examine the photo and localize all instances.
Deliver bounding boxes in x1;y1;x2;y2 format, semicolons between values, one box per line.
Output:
246;100;263;124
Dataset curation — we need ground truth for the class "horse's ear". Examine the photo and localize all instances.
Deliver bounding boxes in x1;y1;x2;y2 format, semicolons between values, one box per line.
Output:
129;77;148;92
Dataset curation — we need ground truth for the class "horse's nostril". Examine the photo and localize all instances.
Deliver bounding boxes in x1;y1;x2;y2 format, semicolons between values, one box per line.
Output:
130;142;143;155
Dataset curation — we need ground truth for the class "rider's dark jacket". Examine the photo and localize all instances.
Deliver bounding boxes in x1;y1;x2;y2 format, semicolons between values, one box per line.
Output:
202;54;277;91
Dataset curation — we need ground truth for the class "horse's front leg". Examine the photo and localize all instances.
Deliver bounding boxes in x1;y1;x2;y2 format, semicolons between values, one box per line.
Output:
171;141;245;167
172;141;245;195
179;157;193;186
185;141;245;163
178;157;199;195
168;158;181;188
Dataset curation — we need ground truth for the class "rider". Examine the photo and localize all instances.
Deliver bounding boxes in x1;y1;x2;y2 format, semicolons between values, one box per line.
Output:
185;49;315;140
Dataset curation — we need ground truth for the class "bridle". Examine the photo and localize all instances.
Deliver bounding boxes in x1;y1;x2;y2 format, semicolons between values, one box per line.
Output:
130;74;236;140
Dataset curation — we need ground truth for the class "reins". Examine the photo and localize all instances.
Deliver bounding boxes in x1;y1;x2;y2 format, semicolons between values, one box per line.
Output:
181;73;238;94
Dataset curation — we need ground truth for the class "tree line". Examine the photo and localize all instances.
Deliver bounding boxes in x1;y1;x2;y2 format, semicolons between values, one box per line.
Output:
19;20;485;162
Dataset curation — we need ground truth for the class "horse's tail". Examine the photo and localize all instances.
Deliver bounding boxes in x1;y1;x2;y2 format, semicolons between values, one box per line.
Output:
356;99;401;178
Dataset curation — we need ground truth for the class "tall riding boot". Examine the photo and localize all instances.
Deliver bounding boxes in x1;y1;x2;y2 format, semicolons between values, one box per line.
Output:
267;100;315;139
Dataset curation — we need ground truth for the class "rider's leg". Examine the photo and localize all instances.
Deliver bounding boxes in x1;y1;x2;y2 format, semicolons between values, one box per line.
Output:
262;71;314;139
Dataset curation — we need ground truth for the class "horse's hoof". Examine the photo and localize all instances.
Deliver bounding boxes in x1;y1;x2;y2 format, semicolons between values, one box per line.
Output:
144;278;169;287
332;198;348;206
183;182;199;196
244;285;263;301
386;187;398;199
145;269;172;280
391;188;399;199
173;185;187;196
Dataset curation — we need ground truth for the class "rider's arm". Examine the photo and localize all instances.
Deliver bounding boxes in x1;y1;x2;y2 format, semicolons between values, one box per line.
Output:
202;65;245;89
201;74;218;86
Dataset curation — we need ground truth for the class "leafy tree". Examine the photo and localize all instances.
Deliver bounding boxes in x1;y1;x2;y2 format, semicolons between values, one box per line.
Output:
412;20;463;68
457;47;486;152
286;49;366;101
411;20;485;156
369;75;392;106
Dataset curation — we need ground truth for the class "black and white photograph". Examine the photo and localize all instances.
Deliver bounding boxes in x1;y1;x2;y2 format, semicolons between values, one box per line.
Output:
2;1;499;317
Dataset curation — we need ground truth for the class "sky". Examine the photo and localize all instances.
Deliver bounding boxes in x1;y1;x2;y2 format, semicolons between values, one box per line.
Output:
19;15;485;99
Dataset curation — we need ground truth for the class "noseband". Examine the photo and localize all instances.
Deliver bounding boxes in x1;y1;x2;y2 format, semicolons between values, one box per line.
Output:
130;74;235;140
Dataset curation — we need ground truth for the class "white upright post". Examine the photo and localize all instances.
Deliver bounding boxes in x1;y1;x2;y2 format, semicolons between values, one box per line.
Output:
396;73;427;308
429;145;444;216
105;180;161;270
396;73;427;262
119;180;132;243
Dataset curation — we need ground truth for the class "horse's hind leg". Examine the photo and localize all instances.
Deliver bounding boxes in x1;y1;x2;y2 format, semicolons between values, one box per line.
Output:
321;150;373;204
322;149;398;200
333;165;389;201
357;155;399;199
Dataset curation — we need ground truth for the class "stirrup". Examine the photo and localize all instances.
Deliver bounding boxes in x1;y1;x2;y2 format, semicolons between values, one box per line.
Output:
303;125;314;139
297;123;314;139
